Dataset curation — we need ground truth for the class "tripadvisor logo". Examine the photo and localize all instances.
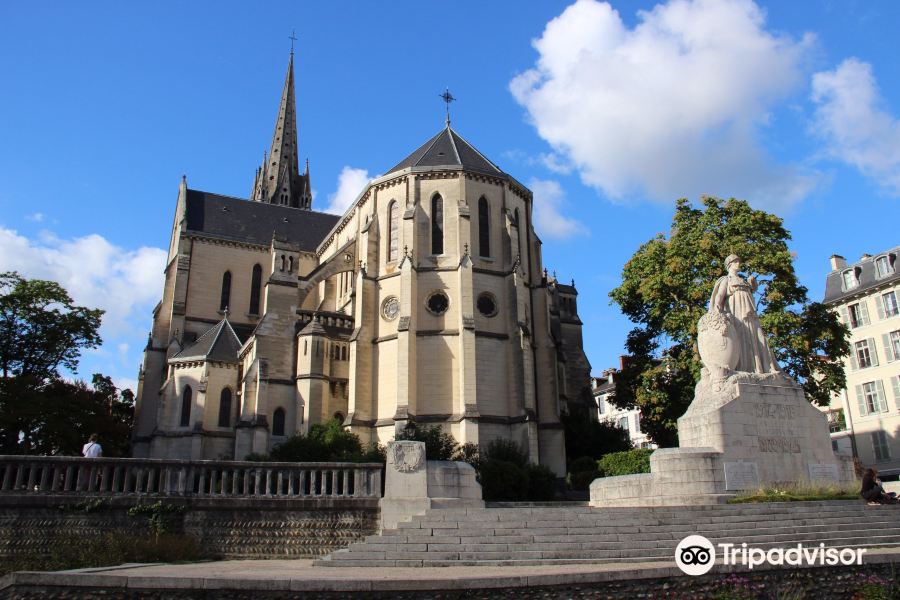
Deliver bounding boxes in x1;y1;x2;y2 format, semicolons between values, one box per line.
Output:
675;535;716;575
675;535;869;576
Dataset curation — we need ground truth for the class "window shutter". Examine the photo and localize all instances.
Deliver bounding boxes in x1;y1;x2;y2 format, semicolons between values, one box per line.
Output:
850;346;859;371
891;376;900;411
877;296;886;320
841;306;851;327
883;333;896;362
856;384;867;417
860;301;871;325
876;380;888;412
869;338;880;366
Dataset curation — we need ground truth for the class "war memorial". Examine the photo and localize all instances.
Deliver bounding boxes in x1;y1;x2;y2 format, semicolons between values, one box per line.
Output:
2;252;899;597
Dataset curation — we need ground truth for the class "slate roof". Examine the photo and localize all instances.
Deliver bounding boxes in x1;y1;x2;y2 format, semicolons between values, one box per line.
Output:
174;318;242;363
386;126;505;176
184;189;340;250
823;248;900;304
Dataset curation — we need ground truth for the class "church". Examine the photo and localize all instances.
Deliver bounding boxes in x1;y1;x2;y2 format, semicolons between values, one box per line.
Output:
132;51;593;475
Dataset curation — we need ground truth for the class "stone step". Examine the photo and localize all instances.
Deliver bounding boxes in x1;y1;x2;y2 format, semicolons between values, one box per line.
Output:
352;523;900;553
365;516;900;541
427;501;877;517
397;514;886;533
409;504;882;520
405;505;886;524
321;540;900;567
317;503;900;567
331;531;900;562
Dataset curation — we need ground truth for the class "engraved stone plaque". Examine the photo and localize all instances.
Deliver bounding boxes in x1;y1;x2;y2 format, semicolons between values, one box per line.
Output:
807;463;839;482
724;461;759;491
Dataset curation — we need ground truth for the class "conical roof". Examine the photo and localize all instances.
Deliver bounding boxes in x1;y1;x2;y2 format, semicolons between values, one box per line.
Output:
386;126;505;176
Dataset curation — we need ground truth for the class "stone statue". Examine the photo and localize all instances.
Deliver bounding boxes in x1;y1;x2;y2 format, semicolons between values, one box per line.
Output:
697;254;781;383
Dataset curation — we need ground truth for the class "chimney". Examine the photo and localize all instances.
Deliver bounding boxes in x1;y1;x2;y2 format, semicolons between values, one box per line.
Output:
830;254;847;271
861;253;872;261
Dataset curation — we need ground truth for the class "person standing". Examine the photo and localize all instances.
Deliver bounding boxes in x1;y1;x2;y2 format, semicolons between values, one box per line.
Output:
82;433;102;458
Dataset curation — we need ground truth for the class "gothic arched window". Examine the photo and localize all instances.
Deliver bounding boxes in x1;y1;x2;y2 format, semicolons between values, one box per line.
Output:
431;194;444;255
272;407;286;437
249;264;262;315
388;201;399;262
478;197;490;257
219;271;231;312
180;385;192;427
514;208;521;258
218;388;232;428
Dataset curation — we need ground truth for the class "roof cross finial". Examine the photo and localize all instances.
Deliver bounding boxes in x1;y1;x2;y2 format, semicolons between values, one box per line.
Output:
439;88;456;126
289;29;298;56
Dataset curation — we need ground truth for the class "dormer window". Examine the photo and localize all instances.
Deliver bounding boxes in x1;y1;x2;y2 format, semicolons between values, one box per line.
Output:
875;255;894;279
842;269;858;291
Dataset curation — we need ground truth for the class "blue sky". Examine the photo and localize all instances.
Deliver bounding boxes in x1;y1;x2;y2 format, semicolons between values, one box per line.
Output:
2;0;899;392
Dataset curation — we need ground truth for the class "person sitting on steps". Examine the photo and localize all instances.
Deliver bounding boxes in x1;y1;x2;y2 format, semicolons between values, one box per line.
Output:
861;467;897;505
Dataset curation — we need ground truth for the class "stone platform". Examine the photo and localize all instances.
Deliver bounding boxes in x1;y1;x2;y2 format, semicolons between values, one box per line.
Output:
591;377;855;507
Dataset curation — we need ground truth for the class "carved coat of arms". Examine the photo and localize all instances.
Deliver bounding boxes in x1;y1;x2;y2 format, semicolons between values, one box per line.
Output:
390;441;424;473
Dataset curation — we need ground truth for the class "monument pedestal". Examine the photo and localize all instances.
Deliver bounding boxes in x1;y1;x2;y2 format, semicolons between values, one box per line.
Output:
591;375;855;507
380;441;484;530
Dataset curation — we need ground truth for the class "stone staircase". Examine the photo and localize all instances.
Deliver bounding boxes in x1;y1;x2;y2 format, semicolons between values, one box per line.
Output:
314;501;900;567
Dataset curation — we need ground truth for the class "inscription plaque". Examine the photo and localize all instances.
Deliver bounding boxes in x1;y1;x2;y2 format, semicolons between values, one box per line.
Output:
724;462;760;491
808;463;839;482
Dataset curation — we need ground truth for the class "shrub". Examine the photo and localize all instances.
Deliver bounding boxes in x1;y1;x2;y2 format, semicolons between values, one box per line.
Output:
265;417;383;463
567;455;601;491
394;424;459;460
482;438;528;467
597;448;653;477
476;439;559;501
454;442;481;473
561;406;631;465
526;463;557;500
569;470;601;491
480;459;528;501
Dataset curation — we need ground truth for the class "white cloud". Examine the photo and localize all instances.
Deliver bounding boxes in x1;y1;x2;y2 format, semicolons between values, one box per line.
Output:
811;58;900;195
529;178;588;239
510;0;818;208
0;227;166;341
26;212;44;222
324;167;371;215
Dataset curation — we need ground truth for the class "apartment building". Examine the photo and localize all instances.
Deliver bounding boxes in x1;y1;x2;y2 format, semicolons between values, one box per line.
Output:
823;249;900;474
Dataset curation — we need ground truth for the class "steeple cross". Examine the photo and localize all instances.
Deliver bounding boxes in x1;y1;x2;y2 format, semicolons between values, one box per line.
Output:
289;29;298;54
440;88;456;126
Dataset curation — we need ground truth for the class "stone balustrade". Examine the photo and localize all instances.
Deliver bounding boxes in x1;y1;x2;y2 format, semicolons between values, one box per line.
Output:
0;455;382;499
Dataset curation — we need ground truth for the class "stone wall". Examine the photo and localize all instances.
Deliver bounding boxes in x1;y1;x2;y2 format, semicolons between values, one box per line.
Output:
0;495;378;559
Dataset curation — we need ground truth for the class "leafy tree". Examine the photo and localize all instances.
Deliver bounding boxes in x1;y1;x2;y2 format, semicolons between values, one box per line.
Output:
0;271;134;455
609;197;849;447
0;272;102;380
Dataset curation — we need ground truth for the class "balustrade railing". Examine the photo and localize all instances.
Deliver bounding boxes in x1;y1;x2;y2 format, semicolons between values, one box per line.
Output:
0;456;382;499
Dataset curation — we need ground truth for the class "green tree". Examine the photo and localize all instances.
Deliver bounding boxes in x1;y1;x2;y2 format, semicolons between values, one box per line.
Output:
609;197;849;447
0;272;102;380
0;271;135;455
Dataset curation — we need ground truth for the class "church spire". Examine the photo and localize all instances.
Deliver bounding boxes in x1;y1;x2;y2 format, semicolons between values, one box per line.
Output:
251;48;312;210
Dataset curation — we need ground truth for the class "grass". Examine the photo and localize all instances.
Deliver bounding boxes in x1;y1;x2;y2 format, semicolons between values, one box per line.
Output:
727;482;860;504
0;532;211;577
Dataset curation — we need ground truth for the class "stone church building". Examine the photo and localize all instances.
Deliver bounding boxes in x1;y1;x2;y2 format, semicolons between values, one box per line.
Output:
133;53;593;475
